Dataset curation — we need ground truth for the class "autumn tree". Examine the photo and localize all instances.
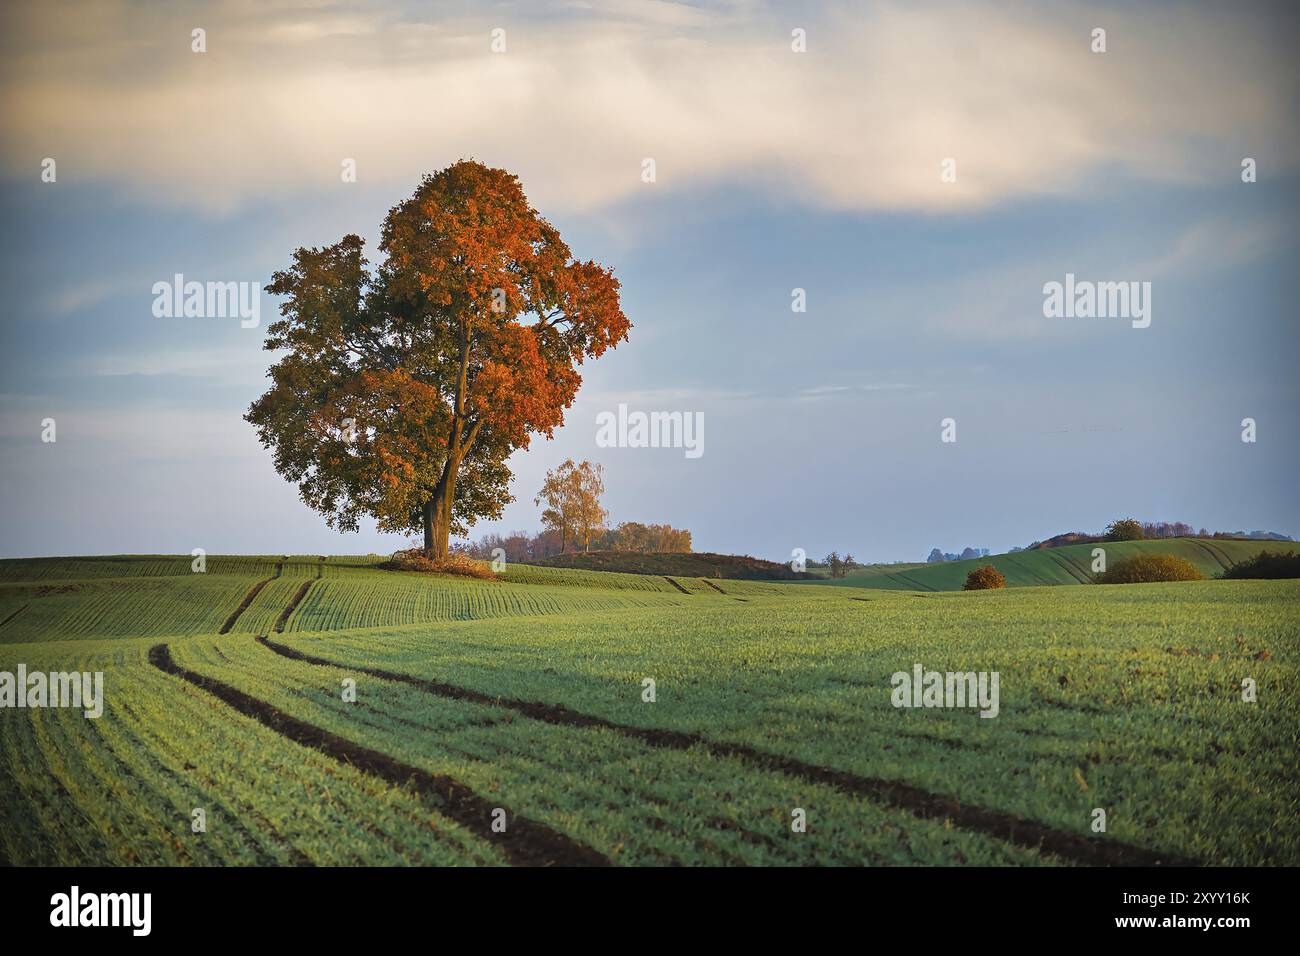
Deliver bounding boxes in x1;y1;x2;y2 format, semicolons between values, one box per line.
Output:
535;459;607;553
608;522;692;553
245;161;630;556
964;565;1007;590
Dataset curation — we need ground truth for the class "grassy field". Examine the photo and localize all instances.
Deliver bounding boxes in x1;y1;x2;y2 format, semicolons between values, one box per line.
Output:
1;554;1296;866
814;538;1300;591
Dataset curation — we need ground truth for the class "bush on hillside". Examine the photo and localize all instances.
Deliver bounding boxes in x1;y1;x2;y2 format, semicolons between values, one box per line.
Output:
1220;550;1300;580
1104;519;1145;541
381;548;496;579
1096;554;1203;584
963;565;1006;590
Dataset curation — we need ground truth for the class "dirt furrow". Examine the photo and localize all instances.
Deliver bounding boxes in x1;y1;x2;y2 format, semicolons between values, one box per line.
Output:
1189;539;1232;570
0;603;30;631
219;567;282;635
274;580;315;633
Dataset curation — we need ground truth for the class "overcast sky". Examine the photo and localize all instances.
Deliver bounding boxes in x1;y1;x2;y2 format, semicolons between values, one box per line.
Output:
1;0;1297;562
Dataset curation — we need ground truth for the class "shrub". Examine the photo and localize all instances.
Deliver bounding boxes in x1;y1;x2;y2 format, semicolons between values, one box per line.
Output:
381;548;496;580
1096;554;1203;584
1104;518;1144;541
963;565;1006;590
1220;550;1300;580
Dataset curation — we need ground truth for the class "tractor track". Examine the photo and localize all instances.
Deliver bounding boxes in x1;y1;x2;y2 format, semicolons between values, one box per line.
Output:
255;635;1196;867
274;580;316;633
218;564;284;635
147;642;609;867
1189;539;1233;571
1044;549;1093;584
893;571;937;591
0;603;30;631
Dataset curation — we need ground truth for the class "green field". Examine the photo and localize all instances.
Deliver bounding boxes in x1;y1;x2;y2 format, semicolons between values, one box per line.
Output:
816;538;1300;591
1;555;1296;866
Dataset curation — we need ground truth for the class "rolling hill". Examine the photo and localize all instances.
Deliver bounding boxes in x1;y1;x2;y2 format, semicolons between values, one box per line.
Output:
524;550;806;580
816;538;1300;591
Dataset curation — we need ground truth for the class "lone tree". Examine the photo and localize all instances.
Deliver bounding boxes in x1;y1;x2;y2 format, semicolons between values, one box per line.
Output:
823;551;852;578
1104;518;1144;542
535;459;607;553
246;161;630;556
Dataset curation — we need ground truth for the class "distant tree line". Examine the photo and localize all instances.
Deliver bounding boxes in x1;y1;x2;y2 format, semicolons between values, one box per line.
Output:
1025;519;1295;550
809;553;930;578
457;521;692;563
606;522;693;553
927;547;991;563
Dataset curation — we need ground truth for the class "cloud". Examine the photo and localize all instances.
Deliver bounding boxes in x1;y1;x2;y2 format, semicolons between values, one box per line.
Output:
793;383;911;402
79;346;270;386
40;277;140;316
575;385;755;407
1142;214;1292;278
0;404;242;456
2;0;1294;215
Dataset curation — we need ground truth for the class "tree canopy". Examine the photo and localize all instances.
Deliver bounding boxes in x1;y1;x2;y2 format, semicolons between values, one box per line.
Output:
246;160;630;555
1104;518;1145;542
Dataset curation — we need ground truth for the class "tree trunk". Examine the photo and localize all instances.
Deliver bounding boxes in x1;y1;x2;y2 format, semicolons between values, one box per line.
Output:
422;460;458;558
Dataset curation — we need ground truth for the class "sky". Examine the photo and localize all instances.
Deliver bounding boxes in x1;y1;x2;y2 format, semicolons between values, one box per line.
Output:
1;0;1297;562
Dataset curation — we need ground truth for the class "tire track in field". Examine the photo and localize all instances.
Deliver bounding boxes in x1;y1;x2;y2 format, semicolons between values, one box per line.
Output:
892;571;937;591
663;576;691;594
1043;550;1093;584
257;635;1196;867
148;643;609;867
219;563;284;635
274;579;316;633
0;603;30;631
1188;539;1233;571
1005;553;1057;587
700;579;727;594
